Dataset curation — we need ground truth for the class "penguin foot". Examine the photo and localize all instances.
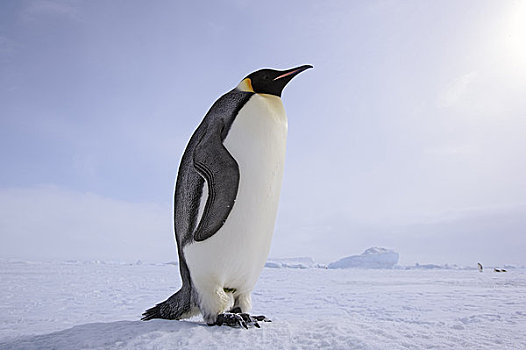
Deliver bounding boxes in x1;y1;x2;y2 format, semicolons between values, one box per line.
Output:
212;312;248;329
230;307;271;326
210;311;271;329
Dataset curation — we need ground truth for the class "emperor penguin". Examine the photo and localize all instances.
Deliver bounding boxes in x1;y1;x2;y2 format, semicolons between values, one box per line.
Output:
142;65;312;328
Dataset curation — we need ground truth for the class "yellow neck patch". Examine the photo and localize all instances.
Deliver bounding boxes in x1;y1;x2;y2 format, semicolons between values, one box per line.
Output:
236;78;254;92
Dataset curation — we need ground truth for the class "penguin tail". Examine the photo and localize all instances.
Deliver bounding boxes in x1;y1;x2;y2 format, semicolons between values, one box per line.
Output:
141;287;195;321
142;303;164;321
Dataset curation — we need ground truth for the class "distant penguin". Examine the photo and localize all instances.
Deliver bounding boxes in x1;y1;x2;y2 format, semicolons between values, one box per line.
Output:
477;263;483;272
142;65;312;327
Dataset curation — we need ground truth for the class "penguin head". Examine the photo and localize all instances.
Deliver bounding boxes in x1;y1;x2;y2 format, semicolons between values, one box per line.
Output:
237;64;313;97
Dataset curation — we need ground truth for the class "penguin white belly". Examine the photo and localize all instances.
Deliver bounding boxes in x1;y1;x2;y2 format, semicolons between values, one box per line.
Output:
184;94;287;301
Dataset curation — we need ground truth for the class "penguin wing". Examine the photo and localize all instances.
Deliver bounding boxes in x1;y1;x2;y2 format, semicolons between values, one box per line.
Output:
191;122;239;242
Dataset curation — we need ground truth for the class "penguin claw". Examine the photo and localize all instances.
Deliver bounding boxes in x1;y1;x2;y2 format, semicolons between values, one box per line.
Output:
212;312;271;329
214;313;247;329
237;312;271;326
253;315;271;322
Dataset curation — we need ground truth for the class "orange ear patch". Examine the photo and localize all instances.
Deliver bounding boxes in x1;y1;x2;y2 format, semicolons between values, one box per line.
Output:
237;78;254;92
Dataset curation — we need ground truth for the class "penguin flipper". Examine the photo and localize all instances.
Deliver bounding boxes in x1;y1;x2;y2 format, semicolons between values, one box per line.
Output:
192;122;239;242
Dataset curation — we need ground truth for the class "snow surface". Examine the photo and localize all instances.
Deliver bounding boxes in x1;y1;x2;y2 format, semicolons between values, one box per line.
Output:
328;247;399;269
1;259;525;349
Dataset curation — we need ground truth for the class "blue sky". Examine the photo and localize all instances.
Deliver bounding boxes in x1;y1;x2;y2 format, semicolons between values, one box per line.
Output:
1;0;525;265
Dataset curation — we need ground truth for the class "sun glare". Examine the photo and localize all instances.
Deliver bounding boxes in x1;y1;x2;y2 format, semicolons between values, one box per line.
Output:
505;1;526;69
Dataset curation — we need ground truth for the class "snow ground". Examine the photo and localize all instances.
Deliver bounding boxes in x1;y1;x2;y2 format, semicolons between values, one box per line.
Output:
1;260;525;349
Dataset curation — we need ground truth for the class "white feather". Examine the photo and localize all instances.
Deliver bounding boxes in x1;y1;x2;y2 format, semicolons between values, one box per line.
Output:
184;93;287;318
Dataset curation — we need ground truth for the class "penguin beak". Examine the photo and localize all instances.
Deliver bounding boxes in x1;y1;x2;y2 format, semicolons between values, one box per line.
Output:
273;65;313;81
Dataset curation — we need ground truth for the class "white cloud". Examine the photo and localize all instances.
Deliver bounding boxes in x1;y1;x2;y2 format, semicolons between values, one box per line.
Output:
274;202;526;266
423;144;476;156
0;186;176;262
438;71;478;108
21;0;82;22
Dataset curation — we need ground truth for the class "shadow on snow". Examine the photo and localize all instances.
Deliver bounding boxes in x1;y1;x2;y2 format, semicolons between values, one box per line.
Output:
0;319;203;350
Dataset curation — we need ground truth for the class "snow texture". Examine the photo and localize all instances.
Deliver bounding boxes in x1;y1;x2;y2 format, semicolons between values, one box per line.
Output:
1;259;525;349
328;247;399;269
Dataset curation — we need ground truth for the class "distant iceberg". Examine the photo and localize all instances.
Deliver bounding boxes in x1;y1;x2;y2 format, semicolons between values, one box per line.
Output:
328;247;399;269
265;257;325;269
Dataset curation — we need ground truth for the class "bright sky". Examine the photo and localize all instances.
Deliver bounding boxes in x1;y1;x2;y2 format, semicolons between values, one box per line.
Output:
1;0;525;266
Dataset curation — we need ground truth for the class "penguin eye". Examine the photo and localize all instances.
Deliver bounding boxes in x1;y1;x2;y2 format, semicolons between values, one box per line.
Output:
262;74;270;80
